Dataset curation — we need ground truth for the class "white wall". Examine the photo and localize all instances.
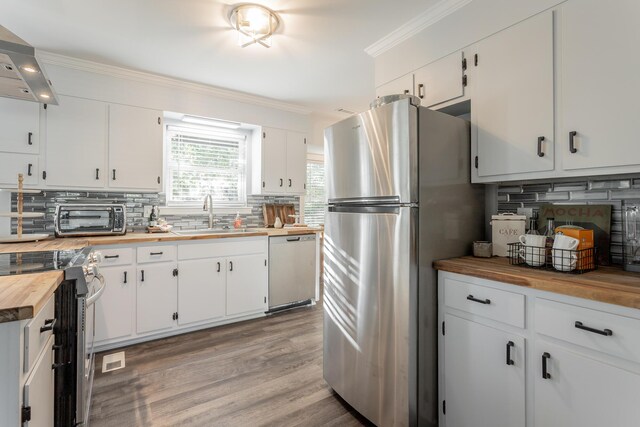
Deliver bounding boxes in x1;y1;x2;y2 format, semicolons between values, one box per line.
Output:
374;0;565;86
307;112;342;157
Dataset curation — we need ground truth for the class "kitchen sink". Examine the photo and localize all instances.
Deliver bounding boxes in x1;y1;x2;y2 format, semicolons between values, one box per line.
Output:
174;228;253;236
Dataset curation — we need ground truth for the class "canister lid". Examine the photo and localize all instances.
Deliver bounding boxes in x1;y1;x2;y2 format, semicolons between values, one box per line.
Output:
491;213;526;220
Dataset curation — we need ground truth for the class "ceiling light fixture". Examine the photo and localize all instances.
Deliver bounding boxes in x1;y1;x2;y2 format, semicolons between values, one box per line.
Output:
21;65;39;74
39;93;50;99
229;4;280;48
182;115;242;129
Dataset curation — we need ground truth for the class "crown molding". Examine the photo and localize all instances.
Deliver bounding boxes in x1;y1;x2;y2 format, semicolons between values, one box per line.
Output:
365;0;473;58
37;51;313;115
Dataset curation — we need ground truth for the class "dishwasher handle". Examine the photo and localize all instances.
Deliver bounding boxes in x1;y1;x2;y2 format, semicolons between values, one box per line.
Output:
286;237;301;242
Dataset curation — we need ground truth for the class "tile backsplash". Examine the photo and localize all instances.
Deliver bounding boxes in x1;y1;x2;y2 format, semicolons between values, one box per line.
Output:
496;175;640;264
11;191;299;234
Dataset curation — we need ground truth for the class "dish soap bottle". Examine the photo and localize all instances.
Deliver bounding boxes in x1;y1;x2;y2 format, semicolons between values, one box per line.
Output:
233;212;243;229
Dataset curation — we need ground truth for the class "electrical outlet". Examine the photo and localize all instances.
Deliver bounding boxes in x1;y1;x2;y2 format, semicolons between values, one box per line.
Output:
143;206;152;218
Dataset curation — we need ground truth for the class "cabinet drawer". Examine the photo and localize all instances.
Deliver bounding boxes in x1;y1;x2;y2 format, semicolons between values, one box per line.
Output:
99;247;133;266
137;245;177;264
444;277;525;328
24;294;55;373
535;298;640;364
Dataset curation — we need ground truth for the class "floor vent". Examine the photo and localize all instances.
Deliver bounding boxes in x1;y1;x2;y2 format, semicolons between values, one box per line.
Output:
101;351;126;373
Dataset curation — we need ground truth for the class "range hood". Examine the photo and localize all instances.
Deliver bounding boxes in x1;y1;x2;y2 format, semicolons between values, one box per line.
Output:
0;25;58;105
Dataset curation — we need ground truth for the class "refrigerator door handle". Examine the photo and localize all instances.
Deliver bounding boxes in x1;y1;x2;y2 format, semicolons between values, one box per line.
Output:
328;205;401;215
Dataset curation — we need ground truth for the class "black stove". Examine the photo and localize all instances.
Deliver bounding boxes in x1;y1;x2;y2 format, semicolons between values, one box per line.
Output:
0;248;91;276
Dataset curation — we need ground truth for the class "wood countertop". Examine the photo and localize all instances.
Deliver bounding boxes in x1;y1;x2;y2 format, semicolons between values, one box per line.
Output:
0;271;63;323
434;256;640;310
0;227;321;322
0;227;322;254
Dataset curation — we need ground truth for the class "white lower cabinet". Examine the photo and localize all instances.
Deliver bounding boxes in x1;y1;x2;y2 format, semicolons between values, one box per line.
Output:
136;262;178;335
94;237;270;350
534;340;640;427
226;254;268;316
22;335;55;427
177;258;226;326
95;266;135;342
439;271;640;427
444;314;525;427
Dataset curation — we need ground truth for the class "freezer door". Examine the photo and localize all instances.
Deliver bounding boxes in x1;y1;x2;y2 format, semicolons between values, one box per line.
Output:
323;206;416;427
325;98;418;204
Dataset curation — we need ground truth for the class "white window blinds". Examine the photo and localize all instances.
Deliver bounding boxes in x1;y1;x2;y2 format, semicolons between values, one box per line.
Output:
166;126;247;206
304;160;325;225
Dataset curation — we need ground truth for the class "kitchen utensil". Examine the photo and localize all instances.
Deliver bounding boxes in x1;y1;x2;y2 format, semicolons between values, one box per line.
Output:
491;213;526;257
518;234;546;266
552;235;580;271
622;201;640;272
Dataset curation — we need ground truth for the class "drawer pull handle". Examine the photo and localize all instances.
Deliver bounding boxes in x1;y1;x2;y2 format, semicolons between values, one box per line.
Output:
217;262;221;273
40;318;56;334
542;352;551;379
537;136;545;157
104;255;120;259
123;271;127;284
467;295;491;305
141;270;145;282
150;252;164;256
569;131;578;153
574;321;613;336
506;341;515;366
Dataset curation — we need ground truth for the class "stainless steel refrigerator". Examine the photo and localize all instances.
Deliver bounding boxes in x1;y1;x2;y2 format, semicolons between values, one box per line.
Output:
323;95;485;427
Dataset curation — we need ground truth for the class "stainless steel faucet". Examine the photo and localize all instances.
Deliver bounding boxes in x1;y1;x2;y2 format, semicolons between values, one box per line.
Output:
203;194;217;229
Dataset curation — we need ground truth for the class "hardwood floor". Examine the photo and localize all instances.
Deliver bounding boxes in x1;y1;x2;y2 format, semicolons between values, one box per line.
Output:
90;301;371;426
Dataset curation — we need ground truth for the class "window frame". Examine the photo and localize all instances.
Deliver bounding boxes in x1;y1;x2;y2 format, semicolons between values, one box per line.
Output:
302;153;325;226
163;124;249;208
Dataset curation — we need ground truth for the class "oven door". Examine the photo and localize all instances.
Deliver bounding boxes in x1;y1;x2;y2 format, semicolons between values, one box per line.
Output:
78;274;105;425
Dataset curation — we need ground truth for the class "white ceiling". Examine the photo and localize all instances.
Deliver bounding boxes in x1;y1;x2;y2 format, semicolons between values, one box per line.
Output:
0;0;440;115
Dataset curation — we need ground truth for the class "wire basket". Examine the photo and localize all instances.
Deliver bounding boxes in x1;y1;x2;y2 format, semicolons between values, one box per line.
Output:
507;242;597;274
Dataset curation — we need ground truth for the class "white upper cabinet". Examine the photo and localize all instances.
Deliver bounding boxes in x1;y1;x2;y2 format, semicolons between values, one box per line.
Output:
472;10;554;180
108;104;163;191
285;131;307;193
0;153;39;186
375;73;414;98
414;51;466;108
0;97;40;154
44;95;107;188
252;127;307;195
559;0;640;171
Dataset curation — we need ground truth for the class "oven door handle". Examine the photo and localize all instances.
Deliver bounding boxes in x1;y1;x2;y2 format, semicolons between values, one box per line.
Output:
86;274;106;307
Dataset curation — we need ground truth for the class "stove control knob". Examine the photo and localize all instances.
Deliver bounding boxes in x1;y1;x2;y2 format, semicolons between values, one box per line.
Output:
90;251;103;264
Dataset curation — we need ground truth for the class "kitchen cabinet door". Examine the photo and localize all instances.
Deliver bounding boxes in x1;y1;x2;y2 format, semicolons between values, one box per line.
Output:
261;128;287;193
444;314;525;427
560;0;640;171
534;340;640;427
375;73;414;98
0;97;40;154
44;95;107;188
285;131;307;194
108;104;163;191
136;263;177;335
226;254;268;316
414;51;465;108
473;11;554;178
22;335;54;427
0;153;38;186
95;266;135;343
177;258;226;326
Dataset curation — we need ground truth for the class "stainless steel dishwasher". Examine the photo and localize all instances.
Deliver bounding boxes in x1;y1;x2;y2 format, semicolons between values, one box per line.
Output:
269;234;317;310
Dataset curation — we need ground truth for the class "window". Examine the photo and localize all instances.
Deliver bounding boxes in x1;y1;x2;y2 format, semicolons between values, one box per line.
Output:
165;126;247;206
304;159;325;226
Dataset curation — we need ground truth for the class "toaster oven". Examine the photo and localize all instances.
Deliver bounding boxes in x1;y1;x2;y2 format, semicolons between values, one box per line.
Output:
54;204;127;236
